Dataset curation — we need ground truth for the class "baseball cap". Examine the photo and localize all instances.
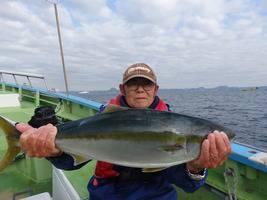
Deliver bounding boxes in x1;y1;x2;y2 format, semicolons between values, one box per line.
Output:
122;63;157;84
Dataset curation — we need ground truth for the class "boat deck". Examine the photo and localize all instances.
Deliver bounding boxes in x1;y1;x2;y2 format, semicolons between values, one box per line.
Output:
0;98;51;199
0;89;98;199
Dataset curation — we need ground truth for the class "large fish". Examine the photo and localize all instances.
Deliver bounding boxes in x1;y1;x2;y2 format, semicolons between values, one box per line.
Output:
0;106;235;172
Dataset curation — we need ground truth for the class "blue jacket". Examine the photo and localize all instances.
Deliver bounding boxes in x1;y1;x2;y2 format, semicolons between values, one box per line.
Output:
48;153;207;200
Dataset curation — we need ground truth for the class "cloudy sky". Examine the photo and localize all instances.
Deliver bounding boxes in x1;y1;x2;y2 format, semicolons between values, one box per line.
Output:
0;0;267;91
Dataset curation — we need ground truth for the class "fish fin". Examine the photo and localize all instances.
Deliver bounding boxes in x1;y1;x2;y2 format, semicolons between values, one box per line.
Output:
226;130;235;141
0;115;21;171
70;153;91;166
142;167;168;173
159;144;185;154
102;104;129;113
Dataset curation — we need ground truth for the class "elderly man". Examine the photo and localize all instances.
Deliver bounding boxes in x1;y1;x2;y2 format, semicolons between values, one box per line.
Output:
16;63;231;200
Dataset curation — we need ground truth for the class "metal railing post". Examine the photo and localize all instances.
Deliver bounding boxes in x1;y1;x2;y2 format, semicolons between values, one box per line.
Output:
52;1;69;95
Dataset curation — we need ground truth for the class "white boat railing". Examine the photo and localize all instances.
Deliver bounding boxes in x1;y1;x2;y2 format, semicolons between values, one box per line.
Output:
0;70;48;89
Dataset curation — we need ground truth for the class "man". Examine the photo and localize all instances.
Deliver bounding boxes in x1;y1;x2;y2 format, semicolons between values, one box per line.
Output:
16;63;231;200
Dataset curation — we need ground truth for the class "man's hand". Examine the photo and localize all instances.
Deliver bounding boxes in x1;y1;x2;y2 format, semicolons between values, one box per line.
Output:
186;130;231;173
16;123;62;158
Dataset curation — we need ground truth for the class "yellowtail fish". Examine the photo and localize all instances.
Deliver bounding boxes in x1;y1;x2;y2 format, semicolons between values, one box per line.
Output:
0;106;235;172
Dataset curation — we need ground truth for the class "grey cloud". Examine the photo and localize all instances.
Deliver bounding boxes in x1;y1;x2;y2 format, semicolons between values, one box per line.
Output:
0;0;266;91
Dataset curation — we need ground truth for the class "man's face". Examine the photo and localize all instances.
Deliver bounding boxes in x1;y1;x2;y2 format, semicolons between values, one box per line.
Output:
120;77;159;108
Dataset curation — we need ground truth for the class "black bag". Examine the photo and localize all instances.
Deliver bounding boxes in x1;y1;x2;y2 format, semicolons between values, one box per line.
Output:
28;106;58;128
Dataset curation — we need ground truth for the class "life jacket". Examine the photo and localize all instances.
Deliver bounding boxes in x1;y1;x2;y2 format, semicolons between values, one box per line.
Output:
93;95;169;186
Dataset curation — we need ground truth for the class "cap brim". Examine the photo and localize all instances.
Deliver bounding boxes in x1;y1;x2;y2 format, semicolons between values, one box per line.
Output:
123;75;156;84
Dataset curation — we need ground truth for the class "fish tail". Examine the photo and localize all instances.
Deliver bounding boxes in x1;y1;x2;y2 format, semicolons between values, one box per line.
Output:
0;115;21;171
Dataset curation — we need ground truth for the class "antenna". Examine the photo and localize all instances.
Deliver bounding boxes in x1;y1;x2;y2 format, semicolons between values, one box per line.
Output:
46;0;69;95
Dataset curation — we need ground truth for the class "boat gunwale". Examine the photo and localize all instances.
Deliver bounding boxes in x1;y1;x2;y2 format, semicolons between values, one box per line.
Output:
1;82;103;111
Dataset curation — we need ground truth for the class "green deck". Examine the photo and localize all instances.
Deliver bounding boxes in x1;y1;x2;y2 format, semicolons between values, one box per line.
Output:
0;86;98;199
1;83;267;200
0;97;52;199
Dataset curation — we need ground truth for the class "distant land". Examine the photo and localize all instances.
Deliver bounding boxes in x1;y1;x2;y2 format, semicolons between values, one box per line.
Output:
72;85;267;94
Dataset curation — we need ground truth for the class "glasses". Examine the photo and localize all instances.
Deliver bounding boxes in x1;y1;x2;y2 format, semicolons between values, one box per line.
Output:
125;78;155;91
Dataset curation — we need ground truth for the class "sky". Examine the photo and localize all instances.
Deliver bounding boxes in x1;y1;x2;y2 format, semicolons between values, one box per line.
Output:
0;0;267;91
